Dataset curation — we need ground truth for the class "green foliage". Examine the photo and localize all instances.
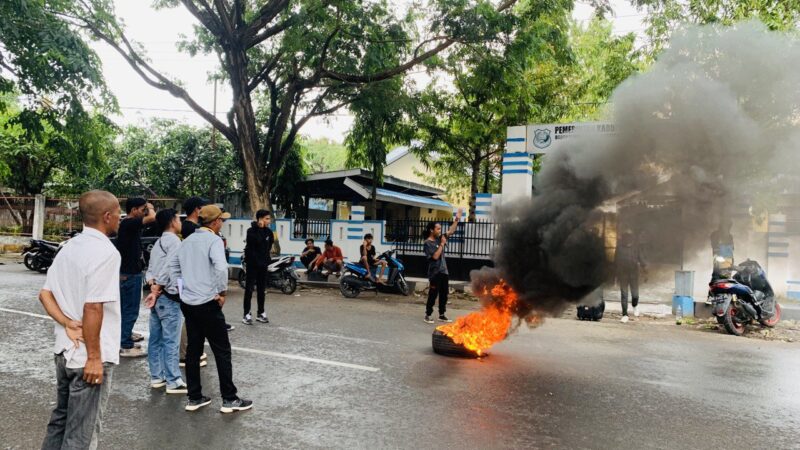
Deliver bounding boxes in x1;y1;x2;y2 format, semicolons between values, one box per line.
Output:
634;0;800;54
302;138;347;173
272;143;307;214
0;0;113;112
82;119;242;200
0;102;116;197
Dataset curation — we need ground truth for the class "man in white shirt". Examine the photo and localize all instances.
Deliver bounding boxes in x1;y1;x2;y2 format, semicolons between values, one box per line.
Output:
39;190;122;450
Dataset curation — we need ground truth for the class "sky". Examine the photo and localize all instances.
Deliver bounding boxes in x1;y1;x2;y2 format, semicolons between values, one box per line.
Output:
95;0;646;143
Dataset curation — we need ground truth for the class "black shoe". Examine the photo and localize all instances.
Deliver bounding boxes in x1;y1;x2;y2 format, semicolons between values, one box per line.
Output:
220;397;253;414
226;323;235;332
185;396;212;412
424;315;434;324
438;315;452;323
256;313;269;323
242;314;253;325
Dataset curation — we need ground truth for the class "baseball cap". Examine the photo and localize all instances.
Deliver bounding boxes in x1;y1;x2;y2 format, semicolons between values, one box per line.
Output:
199;205;231;223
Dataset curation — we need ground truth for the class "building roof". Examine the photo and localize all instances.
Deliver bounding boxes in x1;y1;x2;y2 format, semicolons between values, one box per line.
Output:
343;178;451;211
303;169;444;196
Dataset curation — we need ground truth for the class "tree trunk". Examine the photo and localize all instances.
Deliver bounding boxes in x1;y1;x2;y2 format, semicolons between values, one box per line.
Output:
371;175;378;221
482;159;491;193
469;155;481;222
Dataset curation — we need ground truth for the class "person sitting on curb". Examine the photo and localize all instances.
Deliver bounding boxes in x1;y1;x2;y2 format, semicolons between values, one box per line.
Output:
311;239;344;276
300;238;322;269
360;233;387;284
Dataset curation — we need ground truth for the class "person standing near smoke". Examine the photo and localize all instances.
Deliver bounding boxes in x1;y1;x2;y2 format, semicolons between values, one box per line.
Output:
423;210;462;324
616;230;646;323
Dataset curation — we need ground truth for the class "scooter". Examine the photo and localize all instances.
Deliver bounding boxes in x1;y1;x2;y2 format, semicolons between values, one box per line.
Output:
339;249;410;298
707;258;781;336
22;239;65;273
237;253;300;295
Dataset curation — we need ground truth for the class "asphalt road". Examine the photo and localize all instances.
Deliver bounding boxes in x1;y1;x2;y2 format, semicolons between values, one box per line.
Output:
0;259;798;449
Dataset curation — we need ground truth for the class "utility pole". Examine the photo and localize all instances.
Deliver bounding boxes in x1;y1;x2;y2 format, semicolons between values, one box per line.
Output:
210;78;218;202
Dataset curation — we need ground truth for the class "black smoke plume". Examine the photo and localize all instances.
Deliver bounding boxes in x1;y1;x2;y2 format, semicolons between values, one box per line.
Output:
473;21;800;318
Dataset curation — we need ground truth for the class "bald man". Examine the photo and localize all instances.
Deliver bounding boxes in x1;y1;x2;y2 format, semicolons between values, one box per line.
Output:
39;190;123;449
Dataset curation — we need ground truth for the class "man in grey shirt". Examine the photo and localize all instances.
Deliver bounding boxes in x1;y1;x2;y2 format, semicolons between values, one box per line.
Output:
423;210;461;324
169;204;253;414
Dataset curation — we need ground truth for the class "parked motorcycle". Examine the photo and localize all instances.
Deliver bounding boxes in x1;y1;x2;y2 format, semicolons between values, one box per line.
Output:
339;249;410;298
22;239;64;273
237;253;299;295
707;258;781;336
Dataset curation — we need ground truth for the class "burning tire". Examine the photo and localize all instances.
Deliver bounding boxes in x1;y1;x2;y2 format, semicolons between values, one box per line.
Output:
432;329;481;358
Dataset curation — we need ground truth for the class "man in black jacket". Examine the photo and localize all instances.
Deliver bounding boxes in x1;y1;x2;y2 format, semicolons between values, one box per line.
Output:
242;209;274;325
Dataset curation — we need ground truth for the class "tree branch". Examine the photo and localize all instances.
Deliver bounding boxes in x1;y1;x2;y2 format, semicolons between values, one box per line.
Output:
241;0;291;44
179;0;225;37
79;20;236;143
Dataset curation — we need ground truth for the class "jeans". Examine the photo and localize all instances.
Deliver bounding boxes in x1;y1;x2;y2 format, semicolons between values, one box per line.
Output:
119;273;143;349
243;265;267;317
42;354;113;450
426;273;449;317
147;295;184;388
619;268;640;316
180;301;238;401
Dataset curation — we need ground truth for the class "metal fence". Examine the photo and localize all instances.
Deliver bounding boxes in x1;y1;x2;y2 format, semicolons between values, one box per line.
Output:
292;218;331;241
385;218;498;259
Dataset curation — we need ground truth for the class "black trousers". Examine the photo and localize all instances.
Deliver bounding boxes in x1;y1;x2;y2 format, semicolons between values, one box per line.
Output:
243;265;267;317
180;301;237;401
426;273;449;316
619;269;639;316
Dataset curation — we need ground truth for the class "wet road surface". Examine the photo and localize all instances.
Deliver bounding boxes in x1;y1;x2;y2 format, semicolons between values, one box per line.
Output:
0;260;798;449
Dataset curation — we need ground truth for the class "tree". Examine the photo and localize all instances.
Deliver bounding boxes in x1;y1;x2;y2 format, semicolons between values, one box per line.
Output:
303;137;347;173
345;75;412;219
634;0;800;54
0;102;115;228
86;119;242;200
271;142;307;215
410;2;575;221
58;0;525;214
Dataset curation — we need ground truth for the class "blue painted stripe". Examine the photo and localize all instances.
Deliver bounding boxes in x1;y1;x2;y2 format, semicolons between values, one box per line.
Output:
506;138;525;142
768;242;789;247
768;252;789;258
475;211;489;216
475;202;491;206
502;161;533;167
788;291;800;299
347;235;362;240
228;256;242;265
475;193;492;198
786;280;800;285
502;169;533;175
346;227;363;232
503;152;529;158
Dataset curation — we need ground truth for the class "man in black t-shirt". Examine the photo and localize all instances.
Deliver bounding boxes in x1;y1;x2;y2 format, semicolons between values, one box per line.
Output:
116;197;156;357
181;197;207;239
300;239;322;268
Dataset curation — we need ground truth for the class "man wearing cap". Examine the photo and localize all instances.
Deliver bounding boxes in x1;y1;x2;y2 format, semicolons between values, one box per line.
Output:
115;197;155;358
170;205;252;413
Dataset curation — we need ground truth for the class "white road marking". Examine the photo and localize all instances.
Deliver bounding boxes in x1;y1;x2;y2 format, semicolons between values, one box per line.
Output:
0;307;50;320
213;343;381;373
0;307;381;373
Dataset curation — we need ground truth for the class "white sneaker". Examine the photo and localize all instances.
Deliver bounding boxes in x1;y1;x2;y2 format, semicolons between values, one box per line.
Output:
620;315;629;323
150;379;167;389
633;306;640;317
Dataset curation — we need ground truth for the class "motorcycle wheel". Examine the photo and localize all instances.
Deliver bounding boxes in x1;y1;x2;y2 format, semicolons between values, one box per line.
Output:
36;262;50;274
237;269;246;289
339;274;361;298
282;277;297;295
722;305;746;336
715;315;725;325
23;252;38;271
759;303;782;328
397;275;410;296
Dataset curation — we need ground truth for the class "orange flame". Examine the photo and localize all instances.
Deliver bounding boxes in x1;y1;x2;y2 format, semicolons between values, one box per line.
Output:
436;281;518;355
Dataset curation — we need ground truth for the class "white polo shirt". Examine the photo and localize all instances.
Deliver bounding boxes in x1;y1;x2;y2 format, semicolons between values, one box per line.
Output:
43;226;121;369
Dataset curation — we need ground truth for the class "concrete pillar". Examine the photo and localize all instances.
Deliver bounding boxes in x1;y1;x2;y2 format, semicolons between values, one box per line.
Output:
474;193;492;221
767;214;790;298
502;126;533;205
32;194;45;240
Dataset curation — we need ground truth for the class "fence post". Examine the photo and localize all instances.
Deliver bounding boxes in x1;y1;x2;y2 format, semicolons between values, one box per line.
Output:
32;194;45;240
